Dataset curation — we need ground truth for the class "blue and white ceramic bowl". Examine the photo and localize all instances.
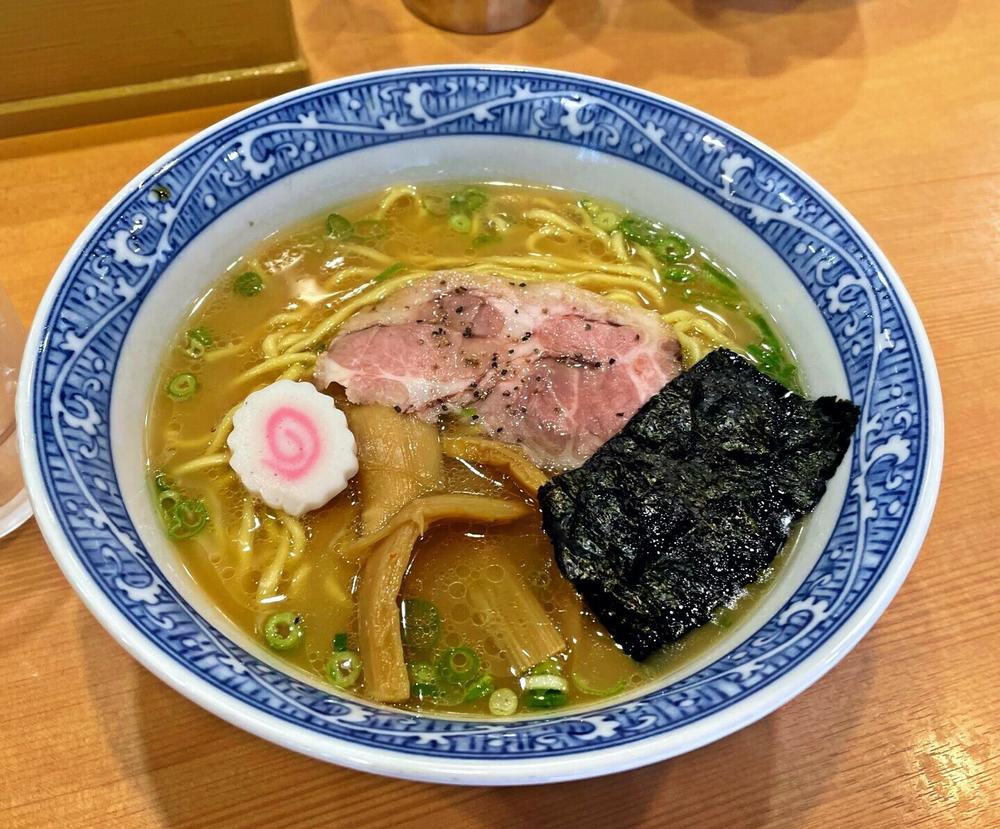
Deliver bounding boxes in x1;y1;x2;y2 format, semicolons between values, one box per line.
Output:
18;67;943;785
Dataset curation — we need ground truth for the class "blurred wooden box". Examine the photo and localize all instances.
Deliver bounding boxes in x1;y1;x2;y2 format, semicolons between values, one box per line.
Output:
0;0;309;137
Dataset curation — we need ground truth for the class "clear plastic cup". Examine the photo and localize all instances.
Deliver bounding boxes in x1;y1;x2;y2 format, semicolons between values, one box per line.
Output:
0;282;31;538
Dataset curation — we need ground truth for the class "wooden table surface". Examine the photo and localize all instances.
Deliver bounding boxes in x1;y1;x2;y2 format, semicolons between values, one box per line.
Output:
1;1;997;826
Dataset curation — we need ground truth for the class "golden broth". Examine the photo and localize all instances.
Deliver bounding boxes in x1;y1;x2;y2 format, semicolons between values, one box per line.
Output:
147;182;799;714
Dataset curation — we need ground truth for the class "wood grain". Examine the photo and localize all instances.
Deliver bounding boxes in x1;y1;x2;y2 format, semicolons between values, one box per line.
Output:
1;1;998;827
0;0;308;137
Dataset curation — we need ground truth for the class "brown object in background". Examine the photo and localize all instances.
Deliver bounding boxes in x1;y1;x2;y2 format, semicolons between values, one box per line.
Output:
0;0;309;137
402;0;552;34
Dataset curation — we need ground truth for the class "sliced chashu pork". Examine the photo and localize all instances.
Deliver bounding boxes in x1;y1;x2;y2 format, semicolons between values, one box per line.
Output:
315;273;681;468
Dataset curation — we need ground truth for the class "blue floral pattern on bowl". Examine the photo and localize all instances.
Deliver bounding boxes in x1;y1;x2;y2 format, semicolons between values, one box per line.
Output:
26;68;934;762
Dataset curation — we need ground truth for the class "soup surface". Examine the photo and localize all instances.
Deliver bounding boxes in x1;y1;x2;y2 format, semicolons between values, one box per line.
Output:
147;182;800;714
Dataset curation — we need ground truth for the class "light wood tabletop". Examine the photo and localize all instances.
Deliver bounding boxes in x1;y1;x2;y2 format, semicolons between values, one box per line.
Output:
1;1;997;826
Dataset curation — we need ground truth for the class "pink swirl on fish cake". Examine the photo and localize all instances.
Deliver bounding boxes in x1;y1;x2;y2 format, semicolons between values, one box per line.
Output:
263;406;321;481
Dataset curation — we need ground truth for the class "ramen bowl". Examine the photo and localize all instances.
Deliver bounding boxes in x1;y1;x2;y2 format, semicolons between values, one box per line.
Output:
17;66;943;785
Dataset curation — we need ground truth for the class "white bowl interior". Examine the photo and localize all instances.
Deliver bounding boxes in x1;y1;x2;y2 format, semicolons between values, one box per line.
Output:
113;135;852;707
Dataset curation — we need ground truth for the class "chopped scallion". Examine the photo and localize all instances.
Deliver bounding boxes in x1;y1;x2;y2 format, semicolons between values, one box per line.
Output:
421;195;449;216
151;472;208;540
436;646;480;687
165;372;198;401
353;218;388;241
617;216;661;248
449;213;472;234
529;658;564;677
653;234;693;262
333;632;349;652
408;661;439;701
662;265;695;283
463;674;495;703
326;650;362;687
523;674;569;693
488;687;518;716
233;271;263;296
164;498;209;539
263;611;303;651
572;673;627;697
183;327;213;358
523;688;569;709
450;187;488;215
594;210;619;232
375;262;406;282
699;262;738;290
326;213;353;239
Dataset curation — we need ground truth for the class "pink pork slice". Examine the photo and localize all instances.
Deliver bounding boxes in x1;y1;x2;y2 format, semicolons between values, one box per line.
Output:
315;272;681;468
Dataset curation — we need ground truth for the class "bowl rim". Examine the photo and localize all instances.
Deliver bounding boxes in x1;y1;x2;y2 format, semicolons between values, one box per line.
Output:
17;64;944;785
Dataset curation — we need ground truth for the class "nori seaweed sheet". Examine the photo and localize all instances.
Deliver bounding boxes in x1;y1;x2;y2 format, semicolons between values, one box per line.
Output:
539;349;860;661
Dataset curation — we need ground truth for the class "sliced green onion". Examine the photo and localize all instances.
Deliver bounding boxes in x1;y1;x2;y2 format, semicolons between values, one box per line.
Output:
401;598;441;650
156;487;180;514
594;210;619;232
714;609;735;629
747;311;781;345
699;262;738;290
463;188;488;212
472;233;499;247
523;674;569;693
326;650;362;687
529;658;564;677
436;646;480;686
408;661;439;701
523;688;569;709
617;216;660;248
653;234;693;262
353;218;388;241
151;472;208;540
375;262;406;282
333;632;349;652
744;312;800;389
745;342;799;390
449;213;472;234
488;687;518;716
421;195;449;216
326;213;353;239
233;271;263;296
165;372;198;401
450;187;488;214
183;327;213;358
463;674;495;703
409;661;437;685
457;406;478;419
263;612;303;651
164;498;209;539
662;265;695;283
572;673;627;697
